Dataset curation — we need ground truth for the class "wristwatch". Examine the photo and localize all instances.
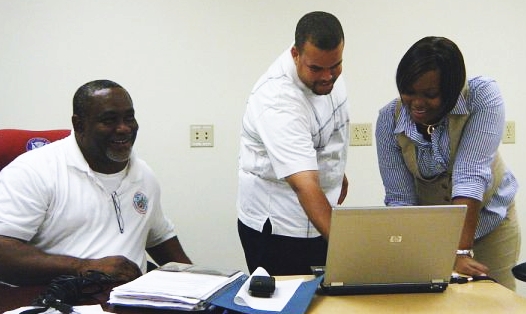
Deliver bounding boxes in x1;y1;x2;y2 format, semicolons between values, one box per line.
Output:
456;249;474;258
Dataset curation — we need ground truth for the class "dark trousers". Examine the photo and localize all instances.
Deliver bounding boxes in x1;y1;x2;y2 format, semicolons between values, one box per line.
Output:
238;219;327;276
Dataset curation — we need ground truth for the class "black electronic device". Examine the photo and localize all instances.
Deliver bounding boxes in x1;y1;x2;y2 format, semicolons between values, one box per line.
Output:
249;275;275;298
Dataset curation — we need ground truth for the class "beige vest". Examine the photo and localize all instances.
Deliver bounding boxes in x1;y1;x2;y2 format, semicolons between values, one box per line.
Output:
394;100;504;207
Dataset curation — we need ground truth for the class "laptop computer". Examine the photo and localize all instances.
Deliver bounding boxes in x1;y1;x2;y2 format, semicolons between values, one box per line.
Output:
318;205;467;295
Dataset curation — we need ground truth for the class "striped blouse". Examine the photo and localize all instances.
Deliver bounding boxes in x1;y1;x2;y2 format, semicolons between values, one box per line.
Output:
375;76;518;239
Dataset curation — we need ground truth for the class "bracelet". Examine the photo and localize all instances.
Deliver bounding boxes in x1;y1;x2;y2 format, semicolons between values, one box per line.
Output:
456;249;474;258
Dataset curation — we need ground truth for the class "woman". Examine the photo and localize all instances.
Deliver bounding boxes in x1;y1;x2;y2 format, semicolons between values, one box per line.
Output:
375;36;520;290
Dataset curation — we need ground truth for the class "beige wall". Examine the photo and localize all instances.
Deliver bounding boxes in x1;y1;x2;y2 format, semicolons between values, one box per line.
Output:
1;0;525;295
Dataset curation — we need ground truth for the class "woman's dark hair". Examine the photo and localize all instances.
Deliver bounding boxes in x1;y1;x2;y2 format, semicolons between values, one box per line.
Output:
396;36;466;115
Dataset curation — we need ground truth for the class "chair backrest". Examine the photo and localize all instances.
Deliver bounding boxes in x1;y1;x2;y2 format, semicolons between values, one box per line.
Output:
0;129;71;171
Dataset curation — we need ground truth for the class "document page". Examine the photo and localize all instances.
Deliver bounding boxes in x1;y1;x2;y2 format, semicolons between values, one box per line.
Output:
109;263;244;310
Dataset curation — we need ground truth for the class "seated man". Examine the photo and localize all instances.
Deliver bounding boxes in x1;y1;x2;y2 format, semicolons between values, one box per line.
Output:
0;79;191;286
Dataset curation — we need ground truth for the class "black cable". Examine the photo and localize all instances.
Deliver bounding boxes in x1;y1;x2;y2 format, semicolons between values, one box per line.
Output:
20;270;113;314
450;274;498;284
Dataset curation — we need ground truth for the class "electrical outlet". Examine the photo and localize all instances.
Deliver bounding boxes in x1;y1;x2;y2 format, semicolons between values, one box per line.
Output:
190;125;214;147
350;123;372;146
502;121;515;144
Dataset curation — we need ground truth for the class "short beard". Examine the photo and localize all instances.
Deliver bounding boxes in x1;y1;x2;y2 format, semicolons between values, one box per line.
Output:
311;80;335;95
106;149;131;163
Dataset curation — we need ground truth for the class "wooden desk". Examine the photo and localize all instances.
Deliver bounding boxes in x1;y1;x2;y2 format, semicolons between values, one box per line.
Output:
2;280;526;313
309;281;526;313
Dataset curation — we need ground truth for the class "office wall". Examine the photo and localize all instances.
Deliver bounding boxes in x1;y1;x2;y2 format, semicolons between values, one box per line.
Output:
1;0;525;295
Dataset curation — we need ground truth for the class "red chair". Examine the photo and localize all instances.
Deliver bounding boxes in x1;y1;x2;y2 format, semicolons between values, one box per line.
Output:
0;129;71;171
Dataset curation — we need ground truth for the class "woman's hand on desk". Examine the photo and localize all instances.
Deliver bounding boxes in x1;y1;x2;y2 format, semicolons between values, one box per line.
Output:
79;256;142;282
454;256;490;277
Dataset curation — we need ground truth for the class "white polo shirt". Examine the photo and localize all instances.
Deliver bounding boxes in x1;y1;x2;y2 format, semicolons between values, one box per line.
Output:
0;134;176;273
238;48;349;238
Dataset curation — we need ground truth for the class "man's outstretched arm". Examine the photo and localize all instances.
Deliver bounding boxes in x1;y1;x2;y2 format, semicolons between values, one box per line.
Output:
0;235;142;286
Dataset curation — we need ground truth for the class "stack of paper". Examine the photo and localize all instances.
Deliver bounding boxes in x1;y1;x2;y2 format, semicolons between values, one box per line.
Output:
108;263;244;311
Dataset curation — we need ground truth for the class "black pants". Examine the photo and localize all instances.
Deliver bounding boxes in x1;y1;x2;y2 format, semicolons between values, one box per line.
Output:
238;219;327;276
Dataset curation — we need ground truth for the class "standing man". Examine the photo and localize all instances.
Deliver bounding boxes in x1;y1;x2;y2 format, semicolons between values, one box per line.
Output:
0;80;191;286
237;11;349;275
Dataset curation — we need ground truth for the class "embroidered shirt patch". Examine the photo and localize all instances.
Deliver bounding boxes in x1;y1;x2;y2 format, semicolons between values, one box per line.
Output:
133;192;148;214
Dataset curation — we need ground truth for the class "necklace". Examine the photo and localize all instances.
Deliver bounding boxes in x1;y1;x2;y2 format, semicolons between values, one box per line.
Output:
420;122;439;135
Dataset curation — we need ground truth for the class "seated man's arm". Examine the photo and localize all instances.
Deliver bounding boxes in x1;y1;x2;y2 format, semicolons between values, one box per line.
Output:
285;170;333;239
146;236;192;266
0;235;142;286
